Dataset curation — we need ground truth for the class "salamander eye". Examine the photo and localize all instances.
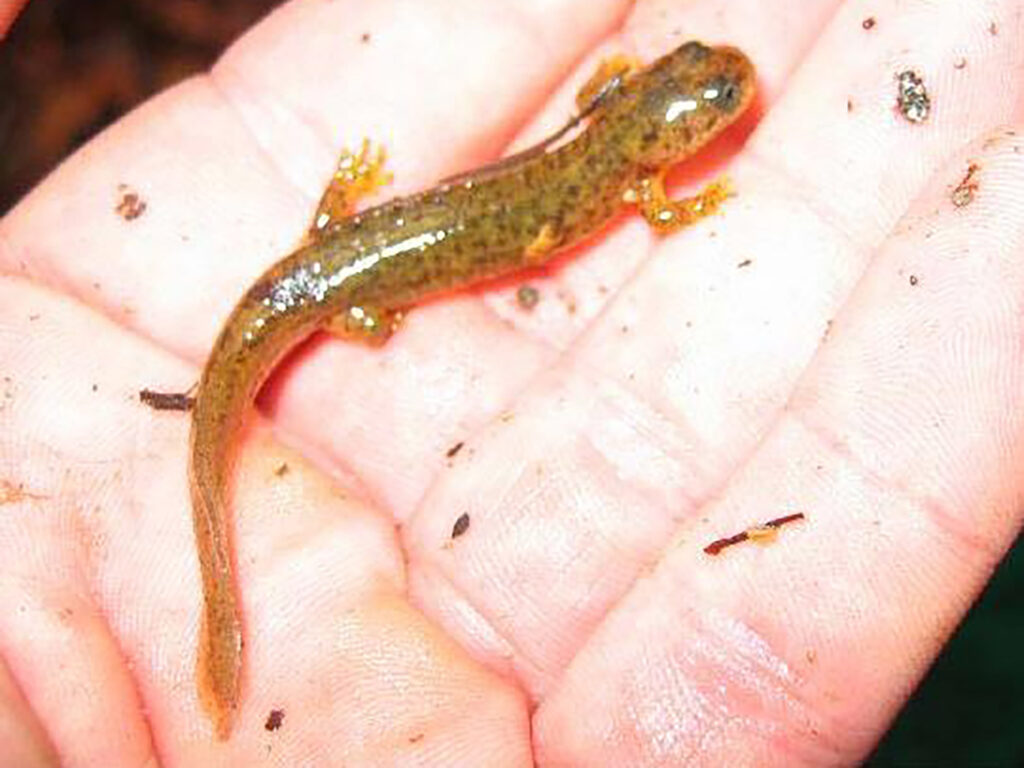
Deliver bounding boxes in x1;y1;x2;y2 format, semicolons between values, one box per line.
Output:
702;76;742;112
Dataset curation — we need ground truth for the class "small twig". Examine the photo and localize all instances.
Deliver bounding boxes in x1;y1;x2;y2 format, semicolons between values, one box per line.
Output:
139;387;195;411
704;512;806;556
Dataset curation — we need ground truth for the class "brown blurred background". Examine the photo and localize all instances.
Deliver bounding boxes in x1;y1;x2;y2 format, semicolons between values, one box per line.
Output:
1;2;1022;764
0;0;277;213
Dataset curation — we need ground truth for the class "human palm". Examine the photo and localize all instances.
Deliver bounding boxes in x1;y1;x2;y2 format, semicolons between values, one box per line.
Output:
2;0;1024;765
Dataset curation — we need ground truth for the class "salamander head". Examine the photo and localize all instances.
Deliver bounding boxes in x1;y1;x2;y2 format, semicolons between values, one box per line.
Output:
618;41;755;167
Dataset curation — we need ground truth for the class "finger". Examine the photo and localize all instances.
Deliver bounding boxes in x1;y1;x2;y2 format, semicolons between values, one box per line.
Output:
747;1;1016;246
533;126;1024;765
0;658;60;768
0;0;631;359
0;329;157;765
587;0;1024;463
0;279;529;758
405;0;1024;697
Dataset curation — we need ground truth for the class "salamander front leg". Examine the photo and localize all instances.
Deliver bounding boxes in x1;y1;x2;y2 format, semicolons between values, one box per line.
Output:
626;170;733;234
326;304;404;347
575;54;642;114
309;139;393;239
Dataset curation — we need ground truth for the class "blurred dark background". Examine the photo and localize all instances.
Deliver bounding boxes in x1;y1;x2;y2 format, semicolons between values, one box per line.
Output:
0;0;278;213
1;2;1022;764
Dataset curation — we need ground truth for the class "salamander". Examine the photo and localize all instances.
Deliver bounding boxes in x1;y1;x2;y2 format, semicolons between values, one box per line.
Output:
189;39;755;738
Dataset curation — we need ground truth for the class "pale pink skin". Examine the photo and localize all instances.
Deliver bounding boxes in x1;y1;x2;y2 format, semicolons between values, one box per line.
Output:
2;0;1024;764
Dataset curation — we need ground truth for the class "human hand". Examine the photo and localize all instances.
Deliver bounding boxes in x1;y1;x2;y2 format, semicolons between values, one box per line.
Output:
2;0;1023;765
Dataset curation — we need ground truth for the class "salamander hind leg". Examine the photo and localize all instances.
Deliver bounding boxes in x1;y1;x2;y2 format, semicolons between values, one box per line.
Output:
309;139;393;239
575;54;642;114
523;222;562;266
627;170;733;234
327;304;404;347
